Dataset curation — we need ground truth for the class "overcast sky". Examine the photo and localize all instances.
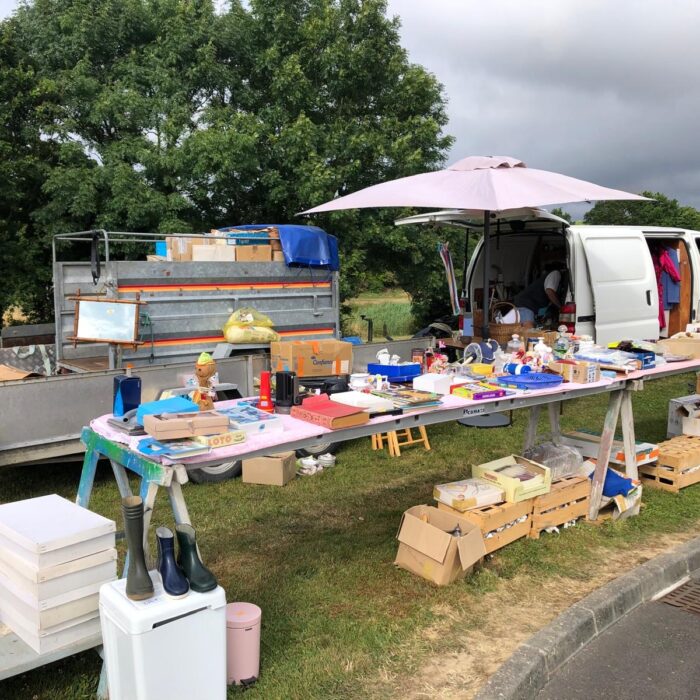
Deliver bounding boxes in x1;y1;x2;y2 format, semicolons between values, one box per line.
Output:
2;0;699;208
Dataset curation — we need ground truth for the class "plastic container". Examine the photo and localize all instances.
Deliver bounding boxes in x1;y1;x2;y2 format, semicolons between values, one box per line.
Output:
522;442;583;481
506;334;524;354
505;363;532;375
226;602;262;687
497;373;564;390
367;362;421;379
100;574;227;700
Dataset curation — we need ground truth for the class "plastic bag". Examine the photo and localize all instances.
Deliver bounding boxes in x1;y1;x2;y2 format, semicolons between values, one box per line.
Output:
223;307;274;329
523;442;583;481
223;325;279;344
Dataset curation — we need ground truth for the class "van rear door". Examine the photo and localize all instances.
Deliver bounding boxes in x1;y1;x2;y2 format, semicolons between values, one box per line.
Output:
577;229;658;343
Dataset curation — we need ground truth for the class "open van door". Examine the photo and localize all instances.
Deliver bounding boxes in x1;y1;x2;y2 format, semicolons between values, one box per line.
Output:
577;229;659;343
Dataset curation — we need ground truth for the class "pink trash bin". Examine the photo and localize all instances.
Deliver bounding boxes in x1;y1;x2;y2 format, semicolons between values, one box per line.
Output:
226;602;262;686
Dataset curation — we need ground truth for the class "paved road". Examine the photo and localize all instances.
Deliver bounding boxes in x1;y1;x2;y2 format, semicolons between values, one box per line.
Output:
539;576;700;700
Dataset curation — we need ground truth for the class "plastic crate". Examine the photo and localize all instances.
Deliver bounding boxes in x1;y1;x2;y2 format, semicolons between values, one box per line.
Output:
367;363;422;380
496;373;564;390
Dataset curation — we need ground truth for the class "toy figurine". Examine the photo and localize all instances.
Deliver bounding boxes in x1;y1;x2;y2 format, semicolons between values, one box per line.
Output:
193;352;217;410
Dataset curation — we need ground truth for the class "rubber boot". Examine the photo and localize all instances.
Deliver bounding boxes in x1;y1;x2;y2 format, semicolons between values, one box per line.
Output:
122;496;154;601
175;524;217;593
156;527;189;599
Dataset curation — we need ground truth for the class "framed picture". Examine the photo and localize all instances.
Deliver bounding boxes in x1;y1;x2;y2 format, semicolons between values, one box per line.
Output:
69;297;144;346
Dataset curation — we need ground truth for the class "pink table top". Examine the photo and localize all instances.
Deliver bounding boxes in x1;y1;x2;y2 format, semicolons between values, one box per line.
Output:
89;359;700;466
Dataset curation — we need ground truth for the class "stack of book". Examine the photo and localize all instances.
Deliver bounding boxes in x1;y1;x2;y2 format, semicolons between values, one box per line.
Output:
0;494;116;654
369;387;442;409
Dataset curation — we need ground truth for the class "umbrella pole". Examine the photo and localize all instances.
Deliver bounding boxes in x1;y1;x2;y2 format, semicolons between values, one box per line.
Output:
481;210;490;339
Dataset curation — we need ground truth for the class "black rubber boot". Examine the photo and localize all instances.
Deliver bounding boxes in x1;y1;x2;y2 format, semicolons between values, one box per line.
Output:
122;496;154;601
175;524;217;593
156;527;189;599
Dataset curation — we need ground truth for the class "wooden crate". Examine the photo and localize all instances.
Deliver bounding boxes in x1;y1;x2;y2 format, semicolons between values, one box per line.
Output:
640;435;700;493
439;500;532;554
529;475;591;539
639;462;700;493
655;436;700;469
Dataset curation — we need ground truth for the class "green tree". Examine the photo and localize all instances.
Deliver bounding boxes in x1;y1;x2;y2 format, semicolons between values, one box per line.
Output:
550;207;573;224
4;0;453;327
583;192;700;229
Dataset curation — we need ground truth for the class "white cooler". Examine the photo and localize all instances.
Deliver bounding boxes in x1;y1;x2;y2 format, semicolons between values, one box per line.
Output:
100;574;227;700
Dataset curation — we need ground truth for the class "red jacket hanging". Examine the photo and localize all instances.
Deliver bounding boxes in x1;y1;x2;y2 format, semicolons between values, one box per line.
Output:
652;249;680;329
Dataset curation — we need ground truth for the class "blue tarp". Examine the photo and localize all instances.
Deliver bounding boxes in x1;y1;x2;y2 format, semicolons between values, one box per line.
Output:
225;224;339;270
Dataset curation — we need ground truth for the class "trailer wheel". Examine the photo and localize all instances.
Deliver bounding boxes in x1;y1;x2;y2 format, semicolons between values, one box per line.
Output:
188;461;242;484
295;441;339;458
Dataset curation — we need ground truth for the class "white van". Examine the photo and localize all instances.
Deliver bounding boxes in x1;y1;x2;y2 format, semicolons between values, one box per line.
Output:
396;209;699;345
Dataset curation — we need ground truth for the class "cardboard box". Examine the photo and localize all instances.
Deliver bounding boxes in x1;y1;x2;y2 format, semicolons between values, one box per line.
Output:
433;478;504;511
143;411;230;440
192;430;246;449
242;452;296;486
413;373;452;395
146;255;167;262
270;339;353;377
192;244;236;262
272;250;285;262
166;236;191;262
394;505;486;586
235;244;272;262
472;455;551;502
547;360;600;384
659;335;700;359
668;395;700;437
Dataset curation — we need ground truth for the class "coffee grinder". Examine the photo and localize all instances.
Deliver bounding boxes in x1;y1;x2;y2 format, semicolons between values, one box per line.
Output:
274;371;301;414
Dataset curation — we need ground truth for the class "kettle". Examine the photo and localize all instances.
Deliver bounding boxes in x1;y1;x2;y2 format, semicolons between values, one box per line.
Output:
275;371;301;413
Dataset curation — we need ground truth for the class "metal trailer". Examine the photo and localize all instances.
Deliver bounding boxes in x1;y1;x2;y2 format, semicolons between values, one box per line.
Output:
0;339;430;470
53;230;340;370
1;231;430;469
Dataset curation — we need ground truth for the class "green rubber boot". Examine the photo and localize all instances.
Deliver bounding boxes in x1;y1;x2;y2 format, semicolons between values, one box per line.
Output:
122;496;154;601
175;524;217;593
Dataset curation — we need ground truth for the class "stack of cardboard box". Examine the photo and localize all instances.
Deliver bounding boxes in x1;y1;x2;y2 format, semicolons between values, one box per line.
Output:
162;227;284;263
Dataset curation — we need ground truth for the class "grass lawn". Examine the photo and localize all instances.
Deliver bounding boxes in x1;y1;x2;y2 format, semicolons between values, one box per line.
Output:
345;290;415;340
2;373;700;699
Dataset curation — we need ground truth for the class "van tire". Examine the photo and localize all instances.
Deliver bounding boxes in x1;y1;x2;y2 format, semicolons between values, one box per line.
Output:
188;461;242;484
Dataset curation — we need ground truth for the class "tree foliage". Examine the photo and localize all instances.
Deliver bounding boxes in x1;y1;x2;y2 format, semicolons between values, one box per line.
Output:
1;0;454;326
583;192;700;229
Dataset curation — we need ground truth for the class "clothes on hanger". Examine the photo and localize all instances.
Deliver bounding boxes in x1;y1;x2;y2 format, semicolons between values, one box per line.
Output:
661;247;681;309
651;247;680;329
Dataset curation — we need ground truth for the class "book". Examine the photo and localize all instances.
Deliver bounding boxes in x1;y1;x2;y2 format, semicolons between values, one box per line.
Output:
137;437;211;459
369;387;442;409
290;394;369;430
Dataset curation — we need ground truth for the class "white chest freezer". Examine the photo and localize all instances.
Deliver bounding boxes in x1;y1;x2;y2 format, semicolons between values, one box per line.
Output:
100;574;226;700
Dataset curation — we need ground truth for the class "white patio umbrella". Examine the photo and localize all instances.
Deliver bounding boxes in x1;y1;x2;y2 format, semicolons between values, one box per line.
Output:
302;156;649;338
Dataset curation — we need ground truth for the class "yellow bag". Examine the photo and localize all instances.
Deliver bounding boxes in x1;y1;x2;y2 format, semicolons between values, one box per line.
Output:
223;325;279;344
224;307;274;329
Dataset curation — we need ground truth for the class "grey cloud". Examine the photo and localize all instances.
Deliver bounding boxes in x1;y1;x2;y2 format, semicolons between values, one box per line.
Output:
387;0;700;208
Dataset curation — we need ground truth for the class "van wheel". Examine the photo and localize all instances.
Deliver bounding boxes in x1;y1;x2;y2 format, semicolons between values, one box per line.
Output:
295;442;339;458
188;461;242;484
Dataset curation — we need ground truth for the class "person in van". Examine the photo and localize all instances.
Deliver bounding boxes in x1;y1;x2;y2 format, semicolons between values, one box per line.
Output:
514;262;566;324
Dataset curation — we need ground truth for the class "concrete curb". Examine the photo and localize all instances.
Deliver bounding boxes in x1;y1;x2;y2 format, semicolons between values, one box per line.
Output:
475;534;700;700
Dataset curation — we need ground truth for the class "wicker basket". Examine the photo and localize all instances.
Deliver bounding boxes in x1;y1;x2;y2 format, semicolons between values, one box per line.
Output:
473;302;532;346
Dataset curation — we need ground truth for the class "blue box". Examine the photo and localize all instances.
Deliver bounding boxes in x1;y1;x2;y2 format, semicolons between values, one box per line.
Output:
367;362;422;379
155;240;167;256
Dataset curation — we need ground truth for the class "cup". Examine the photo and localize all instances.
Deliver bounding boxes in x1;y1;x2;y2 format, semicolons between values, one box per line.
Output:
349;372;370;390
376;348;390;365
